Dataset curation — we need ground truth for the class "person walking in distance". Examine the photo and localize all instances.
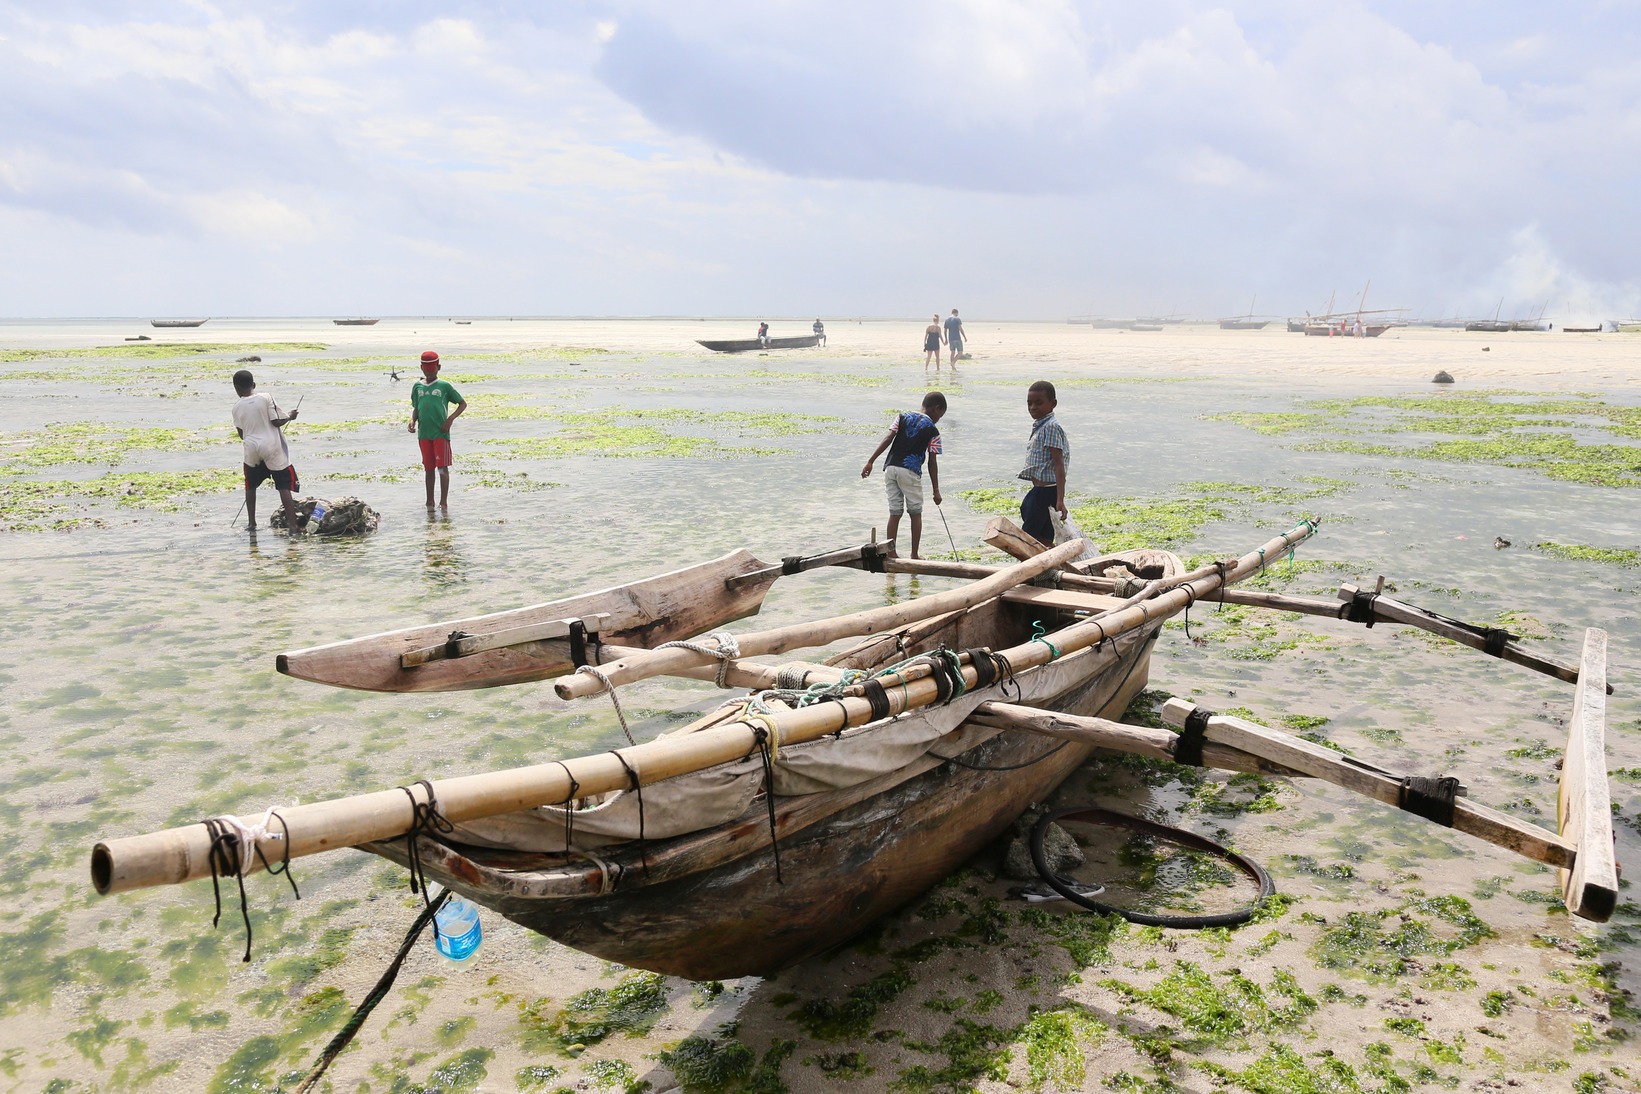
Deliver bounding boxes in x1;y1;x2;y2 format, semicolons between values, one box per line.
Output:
943;309;966;366
408;351;467;509
923;315;944;368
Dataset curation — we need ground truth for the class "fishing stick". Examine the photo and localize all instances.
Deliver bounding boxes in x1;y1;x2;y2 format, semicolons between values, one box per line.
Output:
935;502;959;560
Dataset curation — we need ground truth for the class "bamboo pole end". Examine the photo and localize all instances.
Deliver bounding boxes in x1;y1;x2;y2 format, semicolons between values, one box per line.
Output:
90;843;115;895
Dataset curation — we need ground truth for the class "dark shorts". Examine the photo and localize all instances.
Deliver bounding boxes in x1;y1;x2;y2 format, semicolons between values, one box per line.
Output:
245;462;298;493
419;437;453;469
1021;484;1057;546
924;333;940;351
948;335;963;353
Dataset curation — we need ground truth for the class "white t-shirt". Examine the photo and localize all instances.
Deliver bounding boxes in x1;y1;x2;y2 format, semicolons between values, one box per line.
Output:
233;392;290;470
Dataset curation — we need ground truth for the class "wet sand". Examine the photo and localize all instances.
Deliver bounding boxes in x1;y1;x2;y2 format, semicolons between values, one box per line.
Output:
0;319;1637;1092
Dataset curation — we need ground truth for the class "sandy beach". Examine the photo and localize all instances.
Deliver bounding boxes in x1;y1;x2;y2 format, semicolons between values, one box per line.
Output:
0;318;1637;1093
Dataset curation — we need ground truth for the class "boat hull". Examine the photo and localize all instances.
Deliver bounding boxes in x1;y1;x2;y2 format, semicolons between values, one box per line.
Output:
367;588;1167;979
697;335;822;353
151;319;207;328
333;319;380;325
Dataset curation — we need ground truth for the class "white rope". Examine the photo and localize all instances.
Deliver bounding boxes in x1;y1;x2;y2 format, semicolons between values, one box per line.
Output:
211;806;293;874
655;630;743;687
574;664;637;745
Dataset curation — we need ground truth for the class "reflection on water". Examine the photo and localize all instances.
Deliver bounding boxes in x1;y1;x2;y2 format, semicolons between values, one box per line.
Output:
0;319;1637;1089
421;509;468;590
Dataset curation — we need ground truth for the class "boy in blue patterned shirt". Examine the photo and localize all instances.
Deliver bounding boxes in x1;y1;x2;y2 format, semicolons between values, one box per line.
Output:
861;391;946;558
1019;380;1068;546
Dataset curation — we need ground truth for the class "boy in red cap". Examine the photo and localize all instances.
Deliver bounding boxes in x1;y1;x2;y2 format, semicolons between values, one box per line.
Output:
408;351;466;508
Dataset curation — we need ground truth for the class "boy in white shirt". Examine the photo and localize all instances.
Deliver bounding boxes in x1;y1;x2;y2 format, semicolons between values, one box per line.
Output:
232;369;300;533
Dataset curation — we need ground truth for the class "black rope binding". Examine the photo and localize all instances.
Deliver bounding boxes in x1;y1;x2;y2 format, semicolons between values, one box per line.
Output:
861;678;891;721
1398;776;1461;826
1482;627;1511;657
781;555;805;575
1181;585;1198;641
397;780;455;928
290;888;451;1094
860;544;887;573
556;760;581;853
202;818;256;963
610;751;648;875
746;726;785;884
1345;589;1379;627
1175;707;1213;768
443;629;472;660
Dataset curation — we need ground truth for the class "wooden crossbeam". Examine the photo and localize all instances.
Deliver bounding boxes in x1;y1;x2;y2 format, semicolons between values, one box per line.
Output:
1158;700;1600;907
401;613;612;668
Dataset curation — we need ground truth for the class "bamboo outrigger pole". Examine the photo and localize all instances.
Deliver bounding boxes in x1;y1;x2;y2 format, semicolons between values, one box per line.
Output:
92;523;1317;897
549;538;1089;699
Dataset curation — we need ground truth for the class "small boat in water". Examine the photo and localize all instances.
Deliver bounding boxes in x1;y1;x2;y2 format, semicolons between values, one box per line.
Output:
698;334;823;353
333;318;380;326
151;319;207;328
91;518;1619;983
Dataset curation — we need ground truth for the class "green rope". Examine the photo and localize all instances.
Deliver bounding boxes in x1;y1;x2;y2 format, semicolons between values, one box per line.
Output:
1029;621;1061;661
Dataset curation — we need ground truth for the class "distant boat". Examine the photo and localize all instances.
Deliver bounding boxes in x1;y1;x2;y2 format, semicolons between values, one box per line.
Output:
1562;325;1603;334
151;319;207;328
698;335;822;353
1464;320;1513;333
1128;324;1164;332
334;318;380;326
1219;294;1268;329
1305;320;1392;337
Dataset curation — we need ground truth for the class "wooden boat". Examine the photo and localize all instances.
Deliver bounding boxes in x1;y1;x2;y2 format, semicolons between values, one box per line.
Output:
1305;320;1392;337
150;319;207;328
697;335;822;353
333;318;380;326
1218;318;1270;330
89;519;1619;984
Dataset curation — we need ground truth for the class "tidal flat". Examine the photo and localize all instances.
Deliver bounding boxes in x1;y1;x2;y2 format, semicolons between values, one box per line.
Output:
0;318;1637;1092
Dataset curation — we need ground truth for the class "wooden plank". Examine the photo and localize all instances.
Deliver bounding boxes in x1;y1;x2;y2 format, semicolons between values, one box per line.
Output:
401;613;612;668
1558;628;1619;921
1159;698;1581;874
984;517;1049;560
968;701;1306;776
998;586;1126;614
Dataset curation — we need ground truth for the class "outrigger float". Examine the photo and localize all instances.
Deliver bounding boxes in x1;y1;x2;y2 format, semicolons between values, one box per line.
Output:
90;519;1619;980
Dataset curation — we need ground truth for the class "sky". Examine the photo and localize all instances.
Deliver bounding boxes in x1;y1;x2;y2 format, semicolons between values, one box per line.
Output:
2;1;1639;320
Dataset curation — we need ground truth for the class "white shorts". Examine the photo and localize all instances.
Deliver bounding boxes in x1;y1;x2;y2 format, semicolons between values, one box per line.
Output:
884;465;924;515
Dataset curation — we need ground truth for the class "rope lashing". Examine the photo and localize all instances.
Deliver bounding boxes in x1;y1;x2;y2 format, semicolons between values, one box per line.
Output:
861;678;892;721
1213;560;1230;608
774;663;811;690
574;664;638;745
568;618;601;669
1481;627;1512;658
860;543;887;573
1345;589;1380;628
655;630;743;688
609;750;648;874
1181;584;1198;641
743;713;785;884
1174;707;1213;767
202;817;256;962
554;760;581;853
781;555;805;575
443;629;472;660
1398;775;1460;826
396;779;455;926
1029;620;1062;661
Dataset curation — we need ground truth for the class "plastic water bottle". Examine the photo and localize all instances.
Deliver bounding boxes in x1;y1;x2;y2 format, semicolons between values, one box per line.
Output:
306;501;328;532
432;892;482;962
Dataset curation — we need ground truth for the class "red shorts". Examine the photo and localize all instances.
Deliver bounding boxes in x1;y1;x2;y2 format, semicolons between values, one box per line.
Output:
418;438;453;469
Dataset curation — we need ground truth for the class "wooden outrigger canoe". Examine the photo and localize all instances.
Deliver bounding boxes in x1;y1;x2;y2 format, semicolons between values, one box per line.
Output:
697;335;822;353
89;517;1620;983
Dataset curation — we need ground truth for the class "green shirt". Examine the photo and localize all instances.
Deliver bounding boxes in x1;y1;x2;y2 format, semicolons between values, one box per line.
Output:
411;379;463;441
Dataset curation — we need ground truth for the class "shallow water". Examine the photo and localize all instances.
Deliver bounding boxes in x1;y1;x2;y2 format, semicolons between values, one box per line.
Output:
1;319;1638;1092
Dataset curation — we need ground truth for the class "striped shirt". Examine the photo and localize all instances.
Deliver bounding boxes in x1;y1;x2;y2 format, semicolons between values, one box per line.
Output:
1021;412;1068;485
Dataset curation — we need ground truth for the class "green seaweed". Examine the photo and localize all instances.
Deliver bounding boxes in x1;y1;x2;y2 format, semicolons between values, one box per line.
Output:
788;967;916;1041
1015;1006;1106;1090
1533;541;1641;567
